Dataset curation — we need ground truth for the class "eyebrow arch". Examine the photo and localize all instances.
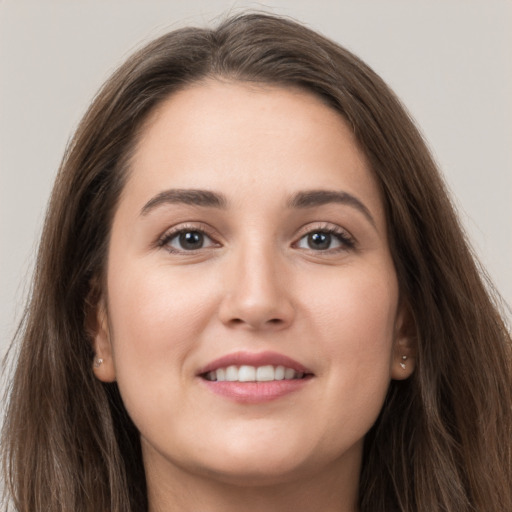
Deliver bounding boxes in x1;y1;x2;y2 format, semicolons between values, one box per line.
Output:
140;189;228;216
287;190;376;228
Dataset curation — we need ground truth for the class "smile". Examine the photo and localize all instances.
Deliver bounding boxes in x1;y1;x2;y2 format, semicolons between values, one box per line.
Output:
203;365;305;382
197;351;314;403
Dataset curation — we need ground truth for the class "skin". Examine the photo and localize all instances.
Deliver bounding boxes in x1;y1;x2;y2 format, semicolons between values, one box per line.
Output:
93;81;415;512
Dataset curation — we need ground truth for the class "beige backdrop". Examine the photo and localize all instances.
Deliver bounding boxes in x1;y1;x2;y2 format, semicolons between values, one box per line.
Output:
1;0;511;368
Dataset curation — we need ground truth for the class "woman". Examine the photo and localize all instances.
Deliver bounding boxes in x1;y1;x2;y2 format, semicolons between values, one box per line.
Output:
2;13;511;512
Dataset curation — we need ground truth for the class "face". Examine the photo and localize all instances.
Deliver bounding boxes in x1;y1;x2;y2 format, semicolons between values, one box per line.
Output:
93;81;413;490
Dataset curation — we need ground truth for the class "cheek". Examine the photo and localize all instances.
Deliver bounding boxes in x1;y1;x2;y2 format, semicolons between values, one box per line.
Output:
108;253;221;333
105;264;216;404
309;272;399;449
306;264;398;395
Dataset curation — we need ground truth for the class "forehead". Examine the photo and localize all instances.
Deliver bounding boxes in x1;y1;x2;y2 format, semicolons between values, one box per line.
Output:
123;80;384;224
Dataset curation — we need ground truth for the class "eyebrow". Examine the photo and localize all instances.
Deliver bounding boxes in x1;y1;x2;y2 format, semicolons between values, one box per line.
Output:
140;187;375;228
140;189;228;215
287;190;376;228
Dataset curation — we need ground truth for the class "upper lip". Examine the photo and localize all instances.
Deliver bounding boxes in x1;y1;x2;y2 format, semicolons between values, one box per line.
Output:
197;350;313;376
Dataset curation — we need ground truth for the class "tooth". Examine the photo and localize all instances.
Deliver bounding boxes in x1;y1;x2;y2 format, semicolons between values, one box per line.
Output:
210;365;306;382
256;365;275;381
284;368;295;380
238;365;256;382
225;365;239;382
274;365;285;380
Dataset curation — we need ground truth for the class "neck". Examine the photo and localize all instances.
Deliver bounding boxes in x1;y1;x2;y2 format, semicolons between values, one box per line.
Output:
145;445;361;512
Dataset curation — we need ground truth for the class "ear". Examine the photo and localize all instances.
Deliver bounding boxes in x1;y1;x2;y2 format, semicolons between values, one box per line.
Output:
85;281;116;383
390;302;417;380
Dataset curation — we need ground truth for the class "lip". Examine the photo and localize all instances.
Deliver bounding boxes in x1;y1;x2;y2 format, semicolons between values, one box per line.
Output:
197;350;314;404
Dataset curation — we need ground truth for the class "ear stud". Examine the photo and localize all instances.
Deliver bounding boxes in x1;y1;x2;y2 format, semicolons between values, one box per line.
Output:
400;355;407;370
94;358;104;368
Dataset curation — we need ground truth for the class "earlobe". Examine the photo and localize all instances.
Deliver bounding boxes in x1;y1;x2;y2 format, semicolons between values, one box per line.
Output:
391;340;416;380
390;303;417;380
91;303;116;382
86;289;116;383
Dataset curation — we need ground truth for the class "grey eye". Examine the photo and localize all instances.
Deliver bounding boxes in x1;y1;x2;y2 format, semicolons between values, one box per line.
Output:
167;230;214;251
297;231;343;251
308;232;331;250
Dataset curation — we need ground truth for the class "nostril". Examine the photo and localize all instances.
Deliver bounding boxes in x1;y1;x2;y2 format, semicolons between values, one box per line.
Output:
227;317;285;329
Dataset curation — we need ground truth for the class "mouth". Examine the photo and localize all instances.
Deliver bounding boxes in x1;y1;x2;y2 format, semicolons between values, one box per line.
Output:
197;351;314;403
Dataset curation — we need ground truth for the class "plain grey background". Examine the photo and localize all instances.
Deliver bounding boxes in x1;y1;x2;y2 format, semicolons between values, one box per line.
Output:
1;0;511;369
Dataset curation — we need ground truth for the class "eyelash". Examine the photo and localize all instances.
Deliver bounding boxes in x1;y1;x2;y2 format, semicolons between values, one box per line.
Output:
295;224;356;253
156;223;356;254
156;223;218;254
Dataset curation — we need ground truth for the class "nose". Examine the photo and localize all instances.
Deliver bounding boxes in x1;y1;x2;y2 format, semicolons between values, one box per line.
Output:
218;244;295;331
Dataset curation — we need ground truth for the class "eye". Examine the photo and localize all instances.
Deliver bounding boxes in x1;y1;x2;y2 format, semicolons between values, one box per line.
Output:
160;228;217;253
295;228;354;252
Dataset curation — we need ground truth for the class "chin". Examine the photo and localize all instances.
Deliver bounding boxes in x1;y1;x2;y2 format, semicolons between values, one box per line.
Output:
183;433;344;488
193;455;316;487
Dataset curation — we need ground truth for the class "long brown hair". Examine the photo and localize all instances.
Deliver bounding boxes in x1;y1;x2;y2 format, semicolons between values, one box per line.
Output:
2;13;511;512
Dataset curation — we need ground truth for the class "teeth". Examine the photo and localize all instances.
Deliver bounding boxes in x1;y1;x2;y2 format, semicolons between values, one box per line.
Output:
204;364;305;382
256;365;274;381
226;365;238;381
238;365;256;382
284;367;295;380
274;365;285;380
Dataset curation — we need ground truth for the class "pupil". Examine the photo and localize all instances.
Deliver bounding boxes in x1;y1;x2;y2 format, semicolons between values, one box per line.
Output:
179;231;203;249
308;232;330;250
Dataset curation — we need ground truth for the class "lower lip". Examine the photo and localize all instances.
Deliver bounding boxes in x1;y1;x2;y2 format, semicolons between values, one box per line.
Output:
200;377;312;403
